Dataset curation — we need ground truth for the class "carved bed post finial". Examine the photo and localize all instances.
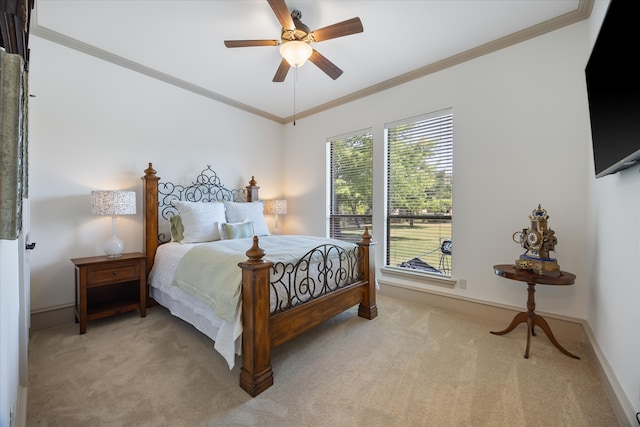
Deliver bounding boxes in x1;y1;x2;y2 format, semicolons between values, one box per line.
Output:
245;236;266;263
360;226;372;245
144;162;156;177
246;176;260;202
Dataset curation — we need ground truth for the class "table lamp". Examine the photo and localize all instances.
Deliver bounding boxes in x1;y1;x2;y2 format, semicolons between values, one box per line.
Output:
264;199;287;235
91;190;136;257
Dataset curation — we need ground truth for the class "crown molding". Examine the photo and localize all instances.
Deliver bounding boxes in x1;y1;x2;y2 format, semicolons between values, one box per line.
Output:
30;24;285;124
286;0;593;123
31;0;592;125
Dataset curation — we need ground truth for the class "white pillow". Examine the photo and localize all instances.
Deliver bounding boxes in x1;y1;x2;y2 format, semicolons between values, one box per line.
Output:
171;200;226;243
224;201;270;236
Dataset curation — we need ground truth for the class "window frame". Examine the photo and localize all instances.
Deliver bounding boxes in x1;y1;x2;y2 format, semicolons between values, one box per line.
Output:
384;109;454;278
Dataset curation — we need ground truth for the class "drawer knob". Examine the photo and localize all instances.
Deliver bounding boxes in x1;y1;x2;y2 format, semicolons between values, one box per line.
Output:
112;271;118;275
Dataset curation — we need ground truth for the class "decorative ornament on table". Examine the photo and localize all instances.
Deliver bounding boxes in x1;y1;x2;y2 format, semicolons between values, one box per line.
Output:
512;204;560;275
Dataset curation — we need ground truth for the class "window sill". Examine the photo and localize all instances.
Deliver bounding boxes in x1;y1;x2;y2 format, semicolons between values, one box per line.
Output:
379;266;457;289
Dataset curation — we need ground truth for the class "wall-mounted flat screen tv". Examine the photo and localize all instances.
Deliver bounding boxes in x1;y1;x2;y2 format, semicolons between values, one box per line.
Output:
586;0;640;178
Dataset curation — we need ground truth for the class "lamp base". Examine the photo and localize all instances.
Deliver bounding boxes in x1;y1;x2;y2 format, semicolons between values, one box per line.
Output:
104;237;124;258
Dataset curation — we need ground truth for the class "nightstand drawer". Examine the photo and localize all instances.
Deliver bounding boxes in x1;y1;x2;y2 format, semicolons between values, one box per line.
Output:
86;263;140;286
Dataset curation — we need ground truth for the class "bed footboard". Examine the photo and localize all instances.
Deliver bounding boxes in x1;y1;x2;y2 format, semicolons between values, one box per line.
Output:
238;229;377;396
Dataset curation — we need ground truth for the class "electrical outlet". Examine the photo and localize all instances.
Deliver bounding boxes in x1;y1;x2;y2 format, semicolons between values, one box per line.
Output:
458;279;466;289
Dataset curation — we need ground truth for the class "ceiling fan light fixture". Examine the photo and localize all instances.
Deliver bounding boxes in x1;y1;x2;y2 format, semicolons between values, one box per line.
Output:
279;40;312;67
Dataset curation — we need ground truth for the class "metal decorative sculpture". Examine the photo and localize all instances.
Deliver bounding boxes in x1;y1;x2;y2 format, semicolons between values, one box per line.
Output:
512;204;560;274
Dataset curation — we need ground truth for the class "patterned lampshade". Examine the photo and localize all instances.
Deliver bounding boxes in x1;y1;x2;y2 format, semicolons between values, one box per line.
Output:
264;199;286;235
91;190;136;216
264;199;287;215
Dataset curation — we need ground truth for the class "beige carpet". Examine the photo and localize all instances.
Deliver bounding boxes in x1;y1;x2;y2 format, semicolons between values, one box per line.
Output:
27;294;619;426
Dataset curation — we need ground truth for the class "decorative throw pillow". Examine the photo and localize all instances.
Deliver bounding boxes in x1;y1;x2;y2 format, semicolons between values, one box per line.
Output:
221;221;254;240
169;214;184;242
171;200;226;243
224;201;270;236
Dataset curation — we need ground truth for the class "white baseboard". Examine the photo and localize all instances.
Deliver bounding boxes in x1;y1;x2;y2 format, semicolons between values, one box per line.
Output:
582;323;638;427
15;386;26;427
30;303;75;331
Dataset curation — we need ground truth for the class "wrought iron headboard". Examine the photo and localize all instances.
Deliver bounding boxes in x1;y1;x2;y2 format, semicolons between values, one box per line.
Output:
156;165;251;243
142;163;260;274
158;165;247;219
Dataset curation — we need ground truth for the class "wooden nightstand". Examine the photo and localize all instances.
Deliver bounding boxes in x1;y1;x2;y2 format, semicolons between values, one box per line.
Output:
71;252;146;334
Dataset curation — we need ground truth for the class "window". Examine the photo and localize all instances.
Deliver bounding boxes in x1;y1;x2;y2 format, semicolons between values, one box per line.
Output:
385;110;453;275
328;130;373;243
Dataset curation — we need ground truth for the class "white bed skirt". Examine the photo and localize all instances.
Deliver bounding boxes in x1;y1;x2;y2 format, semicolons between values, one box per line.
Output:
148;242;242;369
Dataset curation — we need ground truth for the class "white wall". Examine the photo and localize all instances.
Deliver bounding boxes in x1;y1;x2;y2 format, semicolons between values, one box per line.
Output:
27;36;284;313
283;22;591;319
589;170;640;419
586;0;640;420
0;239;20;427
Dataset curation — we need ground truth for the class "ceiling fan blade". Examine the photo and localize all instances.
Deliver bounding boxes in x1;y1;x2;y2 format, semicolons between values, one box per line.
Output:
273;58;291;82
308;49;343;80
311;17;363;42
267;0;295;31
224;40;279;48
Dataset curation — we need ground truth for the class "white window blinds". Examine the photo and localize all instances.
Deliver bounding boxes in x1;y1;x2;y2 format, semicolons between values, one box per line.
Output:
328;130;373;242
386;110;453;274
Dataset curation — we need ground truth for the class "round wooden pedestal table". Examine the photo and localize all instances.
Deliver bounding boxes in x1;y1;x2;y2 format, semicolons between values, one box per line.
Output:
491;264;580;360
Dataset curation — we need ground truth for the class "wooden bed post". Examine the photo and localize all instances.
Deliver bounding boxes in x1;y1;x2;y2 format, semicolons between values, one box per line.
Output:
358;227;378;320
238;236;274;396
142;163;160;276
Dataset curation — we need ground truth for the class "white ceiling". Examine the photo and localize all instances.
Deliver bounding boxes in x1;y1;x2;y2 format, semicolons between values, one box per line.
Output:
31;0;591;123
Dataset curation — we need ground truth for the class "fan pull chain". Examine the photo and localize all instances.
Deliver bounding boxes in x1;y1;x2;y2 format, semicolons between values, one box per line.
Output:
293;67;297;126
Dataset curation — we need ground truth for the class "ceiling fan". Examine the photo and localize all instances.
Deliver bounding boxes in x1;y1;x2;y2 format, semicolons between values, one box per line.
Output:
224;0;363;82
